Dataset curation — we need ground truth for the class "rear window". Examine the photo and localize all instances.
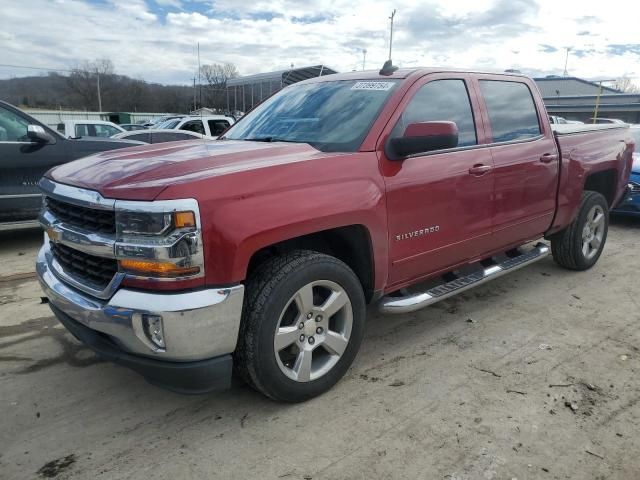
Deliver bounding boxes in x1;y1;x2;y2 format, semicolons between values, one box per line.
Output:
125;133;151;143
479;80;541;143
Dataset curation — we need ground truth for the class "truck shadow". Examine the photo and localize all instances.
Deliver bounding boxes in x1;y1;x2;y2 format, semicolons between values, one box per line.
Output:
610;215;640;228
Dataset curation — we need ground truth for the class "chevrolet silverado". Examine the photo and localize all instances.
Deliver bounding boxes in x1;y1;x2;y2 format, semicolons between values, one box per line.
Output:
36;67;635;401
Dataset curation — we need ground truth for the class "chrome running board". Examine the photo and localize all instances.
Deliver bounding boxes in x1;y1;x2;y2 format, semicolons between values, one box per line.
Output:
379;242;550;314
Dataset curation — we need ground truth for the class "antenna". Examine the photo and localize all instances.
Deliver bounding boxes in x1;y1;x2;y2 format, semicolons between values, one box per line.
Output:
388;9;396;60
362;49;367;71
379;59;398;76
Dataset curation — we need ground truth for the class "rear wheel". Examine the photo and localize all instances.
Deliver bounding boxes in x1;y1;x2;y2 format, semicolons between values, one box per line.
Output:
235;251;366;402
551;191;609;270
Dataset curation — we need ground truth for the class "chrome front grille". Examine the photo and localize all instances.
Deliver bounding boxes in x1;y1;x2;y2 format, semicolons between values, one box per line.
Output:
50;242;118;291
46;196;116;234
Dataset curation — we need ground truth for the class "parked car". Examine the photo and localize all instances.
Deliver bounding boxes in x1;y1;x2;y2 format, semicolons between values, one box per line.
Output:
549;115;569;124
0;101;143;229
155;115;235;137
612;124;640;216
146;115;182;128
119;123;148;132
588;117;626;124
57;120;125;138
112;128;207;143
549;116;584;125
36;68;634;401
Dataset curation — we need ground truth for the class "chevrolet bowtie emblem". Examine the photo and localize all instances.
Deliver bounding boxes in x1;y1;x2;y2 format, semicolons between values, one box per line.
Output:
46;226;61;243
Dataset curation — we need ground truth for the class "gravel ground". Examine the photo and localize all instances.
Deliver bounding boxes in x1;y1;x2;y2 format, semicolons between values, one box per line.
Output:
0;219;639;480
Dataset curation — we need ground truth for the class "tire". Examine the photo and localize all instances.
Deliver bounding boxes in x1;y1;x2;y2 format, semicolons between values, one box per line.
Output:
551;191;609;271
235;250;366;402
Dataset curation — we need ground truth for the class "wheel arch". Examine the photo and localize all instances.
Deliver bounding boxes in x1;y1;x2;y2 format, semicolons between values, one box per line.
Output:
583;168;618;207
246;225;377;303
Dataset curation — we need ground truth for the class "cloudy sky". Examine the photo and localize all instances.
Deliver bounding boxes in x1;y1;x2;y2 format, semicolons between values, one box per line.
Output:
1;0;639;85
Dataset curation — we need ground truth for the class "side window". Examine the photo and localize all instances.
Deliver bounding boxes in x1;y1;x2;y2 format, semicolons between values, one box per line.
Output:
208;120;230;135
75;124;90;137
94;124;119;137
180;120;205;135
479;81;541;143
393;79;477;148
0;106;30;142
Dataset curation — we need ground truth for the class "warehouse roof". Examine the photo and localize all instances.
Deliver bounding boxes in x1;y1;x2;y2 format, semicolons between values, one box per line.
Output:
534;76;621;97
227;65;338;87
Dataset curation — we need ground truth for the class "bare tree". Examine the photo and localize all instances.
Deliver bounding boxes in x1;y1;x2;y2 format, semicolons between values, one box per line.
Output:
614;77;640;94
66;59;115;110
199;62;239;111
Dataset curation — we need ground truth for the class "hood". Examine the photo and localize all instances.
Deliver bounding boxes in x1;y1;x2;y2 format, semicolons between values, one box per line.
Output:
48;140;332;200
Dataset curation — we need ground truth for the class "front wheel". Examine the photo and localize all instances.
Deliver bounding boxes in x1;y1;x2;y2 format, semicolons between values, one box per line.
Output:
551;191;609;270
235;251;366;402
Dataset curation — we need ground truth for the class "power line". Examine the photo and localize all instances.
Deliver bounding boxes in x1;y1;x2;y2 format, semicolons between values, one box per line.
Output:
0;63;75;73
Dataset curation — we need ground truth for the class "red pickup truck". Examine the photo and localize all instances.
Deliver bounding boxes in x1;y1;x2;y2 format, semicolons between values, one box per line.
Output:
36;68;635;401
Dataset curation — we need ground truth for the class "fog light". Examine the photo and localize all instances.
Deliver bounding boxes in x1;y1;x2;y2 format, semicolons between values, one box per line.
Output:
142;314;165;349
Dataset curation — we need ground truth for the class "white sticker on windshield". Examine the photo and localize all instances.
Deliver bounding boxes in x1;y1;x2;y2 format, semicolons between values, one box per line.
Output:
351;81;395;91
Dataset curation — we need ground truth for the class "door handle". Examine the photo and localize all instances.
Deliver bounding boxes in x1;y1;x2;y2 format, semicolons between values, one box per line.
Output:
539;153;558;163
468;164;492;176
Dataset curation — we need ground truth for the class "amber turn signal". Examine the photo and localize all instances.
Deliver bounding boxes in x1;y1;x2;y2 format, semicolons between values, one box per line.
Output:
174;211;196;229
119;259;200;278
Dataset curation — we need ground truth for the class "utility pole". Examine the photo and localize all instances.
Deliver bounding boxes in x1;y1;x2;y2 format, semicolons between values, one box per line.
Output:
592;79;616;123
362;49;367;70
563;47;571;76
197;42;202;108
96;73;102;112
193;77;197;111
388;9;396;60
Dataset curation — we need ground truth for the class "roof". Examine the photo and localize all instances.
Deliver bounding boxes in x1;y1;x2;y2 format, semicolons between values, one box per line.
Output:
293;67;532;85
227;65;339;87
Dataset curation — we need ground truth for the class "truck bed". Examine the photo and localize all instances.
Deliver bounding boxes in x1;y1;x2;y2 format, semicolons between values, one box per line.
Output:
551;123;628;136
548;123;633;235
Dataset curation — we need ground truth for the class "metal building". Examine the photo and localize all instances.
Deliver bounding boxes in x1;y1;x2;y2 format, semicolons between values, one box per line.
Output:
534;76;640;123
225;65;338;114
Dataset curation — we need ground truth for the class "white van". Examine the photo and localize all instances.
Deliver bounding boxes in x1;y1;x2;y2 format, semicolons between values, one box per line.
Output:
155;115;235;137
56;120;125;138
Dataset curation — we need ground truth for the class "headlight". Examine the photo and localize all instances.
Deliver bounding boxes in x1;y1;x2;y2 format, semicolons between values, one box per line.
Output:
113;199;204;283
116;210;195;236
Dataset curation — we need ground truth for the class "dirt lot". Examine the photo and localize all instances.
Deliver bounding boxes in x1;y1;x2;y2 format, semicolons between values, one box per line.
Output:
1;220;639;480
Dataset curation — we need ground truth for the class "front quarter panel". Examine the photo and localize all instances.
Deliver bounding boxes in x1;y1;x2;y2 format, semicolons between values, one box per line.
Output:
158;152;388;291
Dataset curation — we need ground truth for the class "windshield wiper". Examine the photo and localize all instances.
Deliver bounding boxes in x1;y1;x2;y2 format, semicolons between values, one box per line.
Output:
243;137;300;143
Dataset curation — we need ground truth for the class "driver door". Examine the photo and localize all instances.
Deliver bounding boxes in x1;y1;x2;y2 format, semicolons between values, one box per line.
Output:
379;74;495;288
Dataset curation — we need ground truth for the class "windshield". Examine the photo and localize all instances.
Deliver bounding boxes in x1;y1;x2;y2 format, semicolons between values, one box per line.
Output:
224;79;399;152
156;119;181;129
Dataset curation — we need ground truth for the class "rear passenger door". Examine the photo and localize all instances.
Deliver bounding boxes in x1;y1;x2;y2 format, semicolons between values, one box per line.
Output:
474;76;559;247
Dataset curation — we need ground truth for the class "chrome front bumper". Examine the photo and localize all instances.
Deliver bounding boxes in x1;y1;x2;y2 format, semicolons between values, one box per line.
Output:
37;244;245;362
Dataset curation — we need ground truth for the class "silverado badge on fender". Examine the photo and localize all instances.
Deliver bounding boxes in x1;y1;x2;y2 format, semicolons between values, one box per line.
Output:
396;226;440;241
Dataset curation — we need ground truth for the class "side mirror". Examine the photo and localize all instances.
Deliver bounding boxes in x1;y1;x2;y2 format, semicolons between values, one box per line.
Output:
27;124;54;144
387;121;459;160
